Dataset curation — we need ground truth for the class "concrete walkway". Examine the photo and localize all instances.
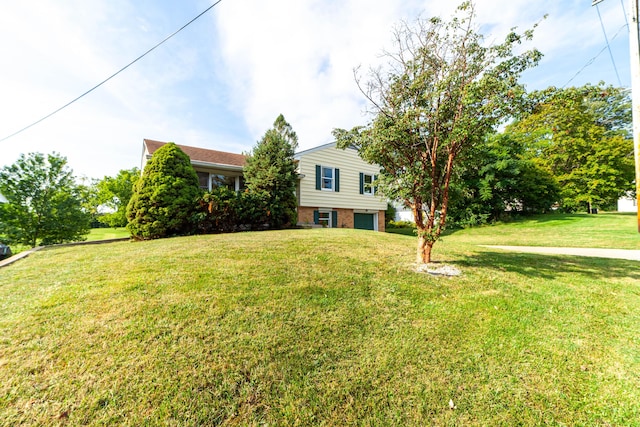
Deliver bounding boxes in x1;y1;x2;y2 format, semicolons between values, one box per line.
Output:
481;245;640;261
0;238;129;268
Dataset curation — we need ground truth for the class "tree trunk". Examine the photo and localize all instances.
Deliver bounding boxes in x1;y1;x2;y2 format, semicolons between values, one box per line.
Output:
416;234;433;264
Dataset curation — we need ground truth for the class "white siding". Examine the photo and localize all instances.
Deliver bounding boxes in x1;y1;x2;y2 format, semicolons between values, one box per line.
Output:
297;144;387;210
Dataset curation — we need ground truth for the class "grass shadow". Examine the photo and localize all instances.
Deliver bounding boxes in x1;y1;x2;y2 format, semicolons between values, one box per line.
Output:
456;249;640;281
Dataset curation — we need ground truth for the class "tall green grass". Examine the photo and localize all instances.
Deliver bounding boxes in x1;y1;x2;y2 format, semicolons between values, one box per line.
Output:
0;218;638;425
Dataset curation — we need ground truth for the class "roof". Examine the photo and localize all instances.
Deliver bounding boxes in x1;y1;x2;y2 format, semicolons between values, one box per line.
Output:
144;139;247;167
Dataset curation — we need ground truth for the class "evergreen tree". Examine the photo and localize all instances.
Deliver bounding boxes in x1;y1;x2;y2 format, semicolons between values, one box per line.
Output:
126;143;200;239
243;114;299;228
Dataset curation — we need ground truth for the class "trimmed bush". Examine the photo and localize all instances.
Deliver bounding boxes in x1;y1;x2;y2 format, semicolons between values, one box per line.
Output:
126;143;201;240
195;188;269;234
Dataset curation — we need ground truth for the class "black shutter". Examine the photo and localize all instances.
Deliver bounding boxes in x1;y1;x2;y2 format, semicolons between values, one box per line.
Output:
332;211;338;228
359;172;364;194
315;165;321;190
335;168;340;192
313;210;319;224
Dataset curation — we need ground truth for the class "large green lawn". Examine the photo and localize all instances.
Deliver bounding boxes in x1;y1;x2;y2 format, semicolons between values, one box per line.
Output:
0;214;638;425
85;227;129;241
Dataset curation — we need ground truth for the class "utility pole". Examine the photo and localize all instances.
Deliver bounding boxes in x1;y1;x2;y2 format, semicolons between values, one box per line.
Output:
630;0;640;232
594;0;640;232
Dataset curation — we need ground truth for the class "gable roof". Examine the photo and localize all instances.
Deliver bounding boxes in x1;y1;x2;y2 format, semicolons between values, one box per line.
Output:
293;141;359;159
144;139;247;167
294;141;337;159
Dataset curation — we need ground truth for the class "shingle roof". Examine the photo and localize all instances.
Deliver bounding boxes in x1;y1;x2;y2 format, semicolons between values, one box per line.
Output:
144;139;247;167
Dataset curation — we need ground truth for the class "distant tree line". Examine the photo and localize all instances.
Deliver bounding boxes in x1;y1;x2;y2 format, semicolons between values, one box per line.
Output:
446;83;634;227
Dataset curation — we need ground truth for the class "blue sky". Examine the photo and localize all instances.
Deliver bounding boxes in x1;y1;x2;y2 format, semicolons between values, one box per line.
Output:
0;0;632;180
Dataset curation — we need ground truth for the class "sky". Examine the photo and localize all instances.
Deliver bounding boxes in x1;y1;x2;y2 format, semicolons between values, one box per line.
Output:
0;0;633;181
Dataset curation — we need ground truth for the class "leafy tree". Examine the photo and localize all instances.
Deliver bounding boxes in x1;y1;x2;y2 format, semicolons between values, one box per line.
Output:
95;168;139;227
333;2;542;263
126;143;201;239
0;152;91;247
505;84;635;212
243;114;299;228
448;133;560;226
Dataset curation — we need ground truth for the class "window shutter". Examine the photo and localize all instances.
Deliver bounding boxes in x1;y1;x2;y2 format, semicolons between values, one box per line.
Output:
332;211;338;228
315;165;321;190
359;172;364;194
335;168;340;192
313;210;319;224
373;174;378;194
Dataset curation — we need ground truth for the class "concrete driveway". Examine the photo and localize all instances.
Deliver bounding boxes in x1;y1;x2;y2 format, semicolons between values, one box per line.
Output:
481;246;640;261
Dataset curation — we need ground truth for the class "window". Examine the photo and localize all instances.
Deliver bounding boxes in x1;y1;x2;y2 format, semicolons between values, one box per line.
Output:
315;165;340;192
363;174;373;195
314;210;338;228
197;172;210;190
321;167;334;190
359;173;376;195
211;174;237;191
318;211;331;227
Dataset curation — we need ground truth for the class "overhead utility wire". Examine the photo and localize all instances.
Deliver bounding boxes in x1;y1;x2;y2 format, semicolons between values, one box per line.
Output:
620;0;629;27
0;0;223;143
563;23;627;87
596;2;622;86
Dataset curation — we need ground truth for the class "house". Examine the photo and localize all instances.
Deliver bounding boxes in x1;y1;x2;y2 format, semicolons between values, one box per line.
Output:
294;142;387;231
617;193;638;213
142;139;246;191
141;139;387;231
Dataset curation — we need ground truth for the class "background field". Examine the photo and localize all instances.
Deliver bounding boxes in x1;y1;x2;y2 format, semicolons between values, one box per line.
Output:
85;227;129;241
0;213;638;425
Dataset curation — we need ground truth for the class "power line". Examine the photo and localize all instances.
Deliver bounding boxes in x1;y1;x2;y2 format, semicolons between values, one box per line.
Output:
0;0;223;143
563;23;627;87
596;2;622;85
620;0;629;27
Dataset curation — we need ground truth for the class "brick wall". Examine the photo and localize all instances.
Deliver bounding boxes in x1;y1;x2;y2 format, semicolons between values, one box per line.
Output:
298;206;386;232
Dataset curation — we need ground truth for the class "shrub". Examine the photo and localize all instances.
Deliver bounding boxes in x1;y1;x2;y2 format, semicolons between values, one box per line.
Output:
194;189;270;234
126;143;201;240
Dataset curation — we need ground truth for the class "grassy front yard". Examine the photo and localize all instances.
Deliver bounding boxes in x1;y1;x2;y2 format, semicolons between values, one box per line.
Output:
85;227;129;241
0;214;638;425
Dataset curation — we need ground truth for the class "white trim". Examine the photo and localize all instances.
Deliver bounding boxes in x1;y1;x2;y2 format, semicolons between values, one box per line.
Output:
294;142;338;159
362;173;374;196
190;160;243;171
321;166;335;191
318;209;332;228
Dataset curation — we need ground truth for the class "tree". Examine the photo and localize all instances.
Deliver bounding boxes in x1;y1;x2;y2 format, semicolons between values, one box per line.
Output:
94;168;139;227
448;133;560;226
333;2;542;263
504;84;635;212
126;143;201;239
243;114;299;228
0;152;91;247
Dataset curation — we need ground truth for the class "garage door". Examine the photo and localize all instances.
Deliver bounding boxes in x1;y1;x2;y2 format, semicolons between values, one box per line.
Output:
354;213;375;230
